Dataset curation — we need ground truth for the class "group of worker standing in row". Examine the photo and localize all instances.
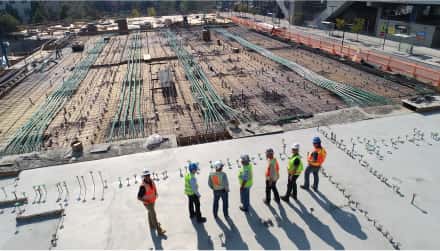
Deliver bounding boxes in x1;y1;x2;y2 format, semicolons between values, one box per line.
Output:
137;136;327;237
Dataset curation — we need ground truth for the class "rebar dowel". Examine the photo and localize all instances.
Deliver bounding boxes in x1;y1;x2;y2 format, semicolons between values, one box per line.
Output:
36;186;42;203
1;187;7;199
63;181;69;202
56;183;62;202
98;171;107;189
81;176;87;203
32;186;38;204
76;176;82;201
90;171;96;200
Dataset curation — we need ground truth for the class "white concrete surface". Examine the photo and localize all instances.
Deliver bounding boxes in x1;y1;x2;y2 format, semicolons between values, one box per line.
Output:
0;111;439;249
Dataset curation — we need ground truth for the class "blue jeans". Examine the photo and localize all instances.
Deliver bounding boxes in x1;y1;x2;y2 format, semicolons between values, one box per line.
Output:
240;187;250;210
213;190;228;217
304;166;321;189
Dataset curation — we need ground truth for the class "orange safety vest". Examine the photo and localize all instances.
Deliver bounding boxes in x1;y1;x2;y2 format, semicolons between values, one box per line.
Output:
142;182;157;205
308;147;327;167
265;158;280;180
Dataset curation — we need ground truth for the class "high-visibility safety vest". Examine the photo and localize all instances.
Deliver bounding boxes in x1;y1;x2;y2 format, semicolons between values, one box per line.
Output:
238;164;253;188
308;147;327;167
210;172;226;190
288;154;304;175
142;182;157;205
265;158;279;180
184;173;196;195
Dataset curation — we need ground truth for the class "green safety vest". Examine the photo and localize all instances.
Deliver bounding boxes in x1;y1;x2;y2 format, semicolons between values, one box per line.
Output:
184;173;195;195
238;164;253;188
210;172;225;190
288;154;304;175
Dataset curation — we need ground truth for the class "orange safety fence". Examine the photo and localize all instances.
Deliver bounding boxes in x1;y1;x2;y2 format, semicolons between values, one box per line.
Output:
230;16;440;87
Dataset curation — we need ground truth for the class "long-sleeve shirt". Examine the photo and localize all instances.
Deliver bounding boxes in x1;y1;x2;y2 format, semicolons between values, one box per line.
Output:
208;172;229;191
190;176;200;197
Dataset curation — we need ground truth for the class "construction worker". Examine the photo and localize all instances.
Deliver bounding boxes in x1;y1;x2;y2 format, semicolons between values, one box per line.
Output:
281;143;303;202
263;148;280;204
208;160;229;218
137;170;166;236
184;162;207;223
238;154;253;212
301;137;327;191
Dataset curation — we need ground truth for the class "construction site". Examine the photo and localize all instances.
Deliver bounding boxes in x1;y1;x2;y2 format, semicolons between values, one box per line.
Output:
1;8;440;250
1;14;438;156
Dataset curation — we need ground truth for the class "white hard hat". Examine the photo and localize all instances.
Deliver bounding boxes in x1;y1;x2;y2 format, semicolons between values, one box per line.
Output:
142;170;151;176
214;160;224;170
291;143;300;150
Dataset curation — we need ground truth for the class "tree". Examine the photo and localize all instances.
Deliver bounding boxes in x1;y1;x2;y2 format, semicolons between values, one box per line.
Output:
60;4;70;20
5;4;21;22
335;18;345;30
0;14;20;35
180;0;198;14
31;2;47;24
351;18;365;41
147;7;156;17
131;8;140;18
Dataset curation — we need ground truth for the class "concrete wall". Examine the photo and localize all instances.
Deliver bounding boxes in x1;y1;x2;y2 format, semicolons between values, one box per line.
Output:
376;18;438;47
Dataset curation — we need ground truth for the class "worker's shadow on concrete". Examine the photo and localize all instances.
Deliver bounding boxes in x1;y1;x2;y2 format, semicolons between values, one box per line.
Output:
287;200;345;249
266;203;311;249
191;220;214;250
311;191;367;240
149;229;167;250
215;217;249;249
245;207;281;250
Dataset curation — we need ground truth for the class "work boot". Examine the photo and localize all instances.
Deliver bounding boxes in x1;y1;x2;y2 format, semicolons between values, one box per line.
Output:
263;199;270;205
300;185;309;190
239;206;248;212
281;196;289;203
312;187;318;192
197;217;207;223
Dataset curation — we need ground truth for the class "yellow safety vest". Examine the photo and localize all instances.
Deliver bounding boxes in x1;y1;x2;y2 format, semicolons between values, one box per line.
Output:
288;154;304;175
238;164;253;188
184;173;195;195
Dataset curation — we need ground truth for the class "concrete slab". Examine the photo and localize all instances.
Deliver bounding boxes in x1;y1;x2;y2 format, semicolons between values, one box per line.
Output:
0;111;439;249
